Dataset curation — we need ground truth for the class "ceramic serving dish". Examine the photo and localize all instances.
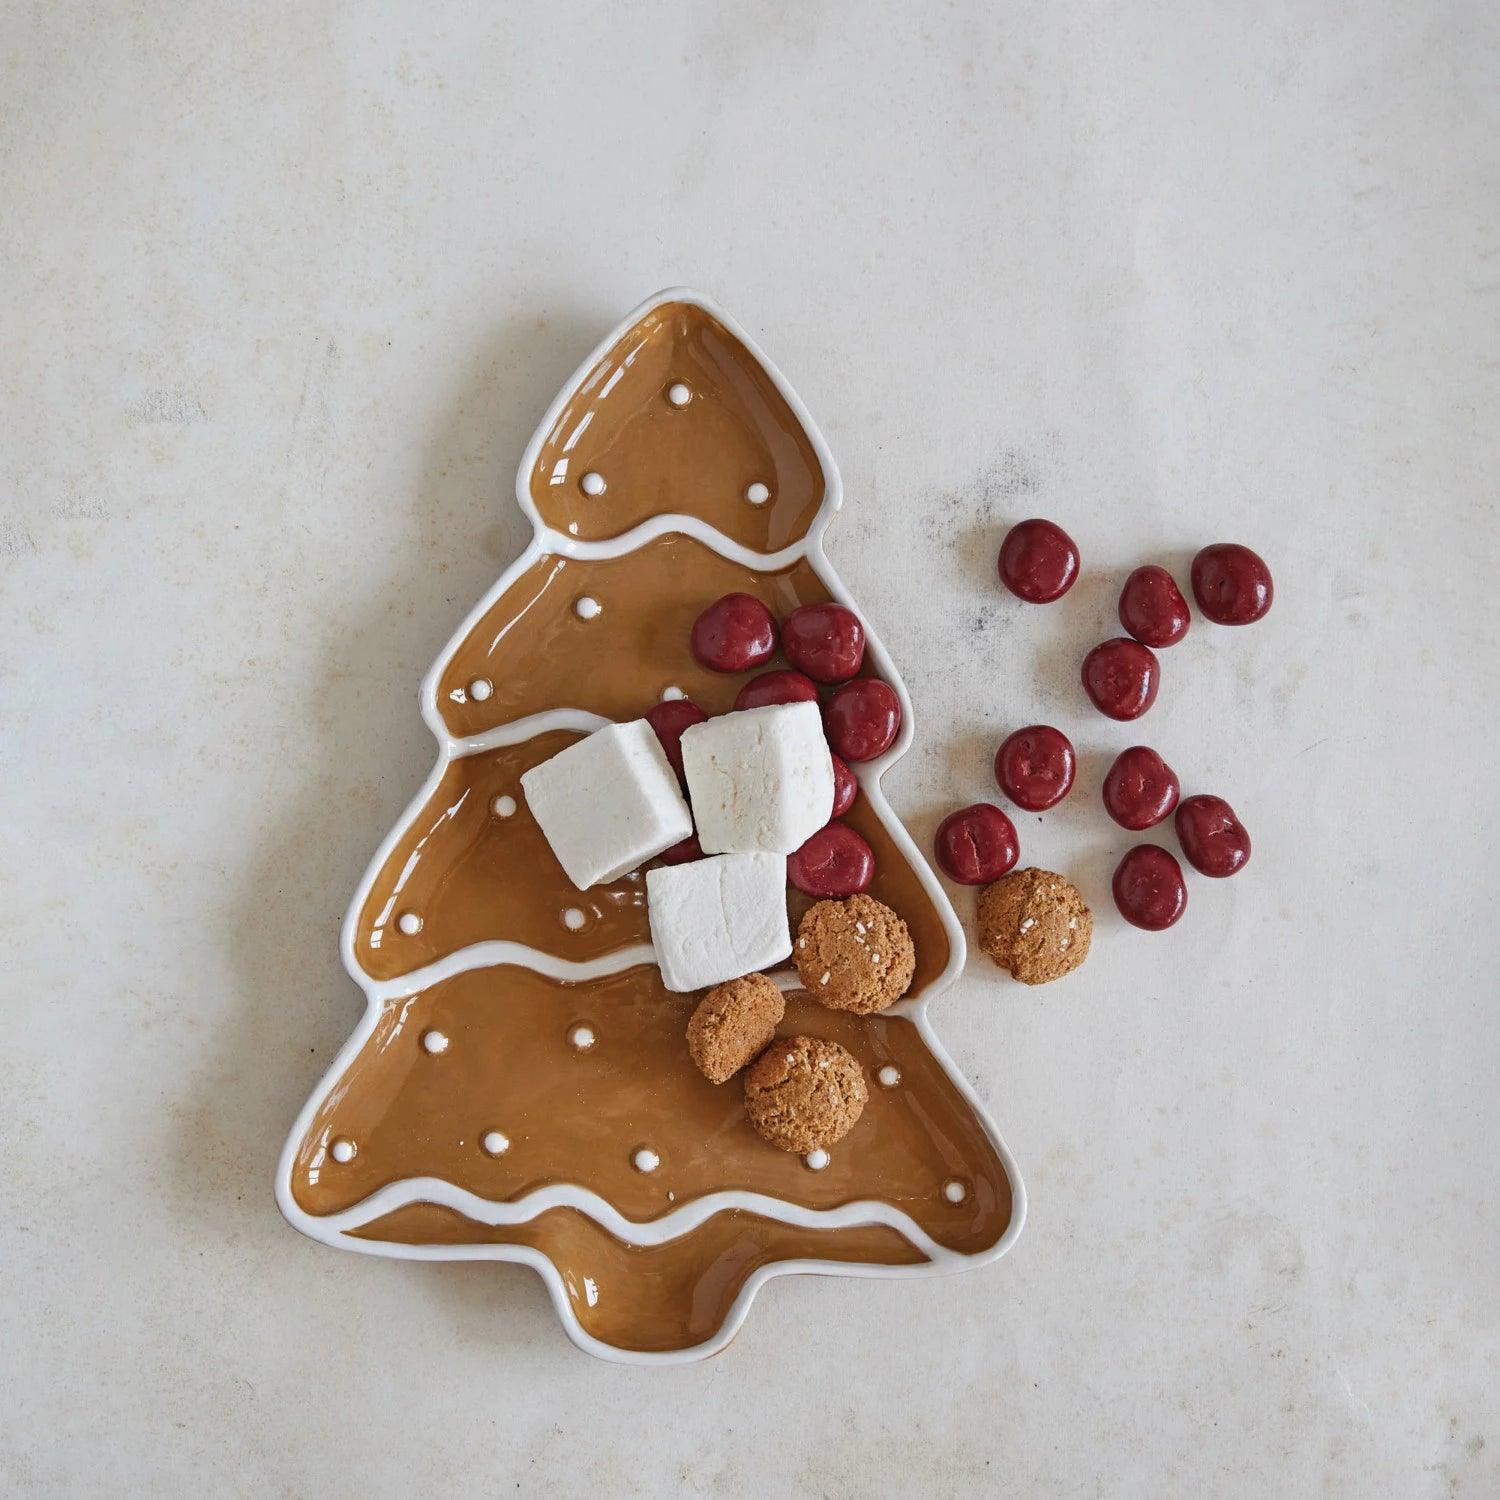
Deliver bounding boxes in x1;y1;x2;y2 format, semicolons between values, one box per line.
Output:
276;287;1026;1363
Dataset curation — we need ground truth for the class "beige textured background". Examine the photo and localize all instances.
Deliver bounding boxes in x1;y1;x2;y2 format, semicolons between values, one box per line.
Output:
3;2;1497;1495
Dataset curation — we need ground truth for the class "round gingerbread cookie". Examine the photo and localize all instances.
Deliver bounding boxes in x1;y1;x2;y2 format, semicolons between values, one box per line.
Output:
977;867;1091;983
686;973;785;1084
794;893;915;1014
742;1036;868;1153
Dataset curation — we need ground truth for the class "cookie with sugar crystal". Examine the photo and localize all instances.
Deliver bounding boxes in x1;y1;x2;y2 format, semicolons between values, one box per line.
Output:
687;973;785;1084
977;867;1091;984
794;894;915;1014
743;1036;868;1153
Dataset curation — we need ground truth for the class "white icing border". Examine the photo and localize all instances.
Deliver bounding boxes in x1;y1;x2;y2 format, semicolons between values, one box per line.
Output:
276;287;1027;1365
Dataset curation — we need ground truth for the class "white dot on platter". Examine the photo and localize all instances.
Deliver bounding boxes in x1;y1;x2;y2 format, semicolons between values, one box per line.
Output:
569;1024;596;1050
661;685;685;701
633;1147;660;1174
804;1148;831;1171
481;1130;509;1156
943;1179;968;1204
877;1065;902;1088
574;596;602;621
562;907;587;931
330;1138;356;1164
666;382;691;407
397;911;423;936
422;1029;449;1055
580;471;606;496
492;794;517;818
745;482;770;505
468;678;492;702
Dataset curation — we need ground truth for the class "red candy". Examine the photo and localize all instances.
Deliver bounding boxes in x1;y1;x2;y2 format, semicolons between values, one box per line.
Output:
788;821;874;898
1118;565;1191;648
1175;794;1252;877
829;753;857;819
994;725;1076;811
658;833;704;865
933;804;1019;885
644;698;707;779
1191;544;1274;626
1082;638;1160;720
1112;844;1187;930
824;679;902;762
997;519;1080;603
690;593;777;672
1102;746;1180;830
782;602;866;684
734;669;819;711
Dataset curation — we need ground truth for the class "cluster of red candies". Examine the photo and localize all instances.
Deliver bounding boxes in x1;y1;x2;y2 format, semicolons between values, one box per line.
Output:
645;594;901;899
934;519;1271;931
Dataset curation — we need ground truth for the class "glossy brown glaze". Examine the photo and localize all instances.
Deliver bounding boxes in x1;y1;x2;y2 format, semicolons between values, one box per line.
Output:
351;1204;925;1355
355;729;645;980
436;534;824;740
292;298;1016;1353
366;533;948;996
293;968;1011;1252
526;301;824;552
355;728;947;996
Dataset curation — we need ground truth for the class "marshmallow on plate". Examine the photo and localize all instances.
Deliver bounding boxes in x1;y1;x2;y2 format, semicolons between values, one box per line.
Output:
520;719;692;889
646;852;791;993
680;701;834;856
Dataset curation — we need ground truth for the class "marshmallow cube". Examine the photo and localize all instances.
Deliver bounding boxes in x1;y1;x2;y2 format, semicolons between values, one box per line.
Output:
520;719;692;890
646;852;791;993
680;702;834;856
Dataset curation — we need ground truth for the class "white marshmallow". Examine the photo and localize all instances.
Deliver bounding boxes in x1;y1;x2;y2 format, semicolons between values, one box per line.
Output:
646;852;791;993
520;719;692;890
680;702;834;857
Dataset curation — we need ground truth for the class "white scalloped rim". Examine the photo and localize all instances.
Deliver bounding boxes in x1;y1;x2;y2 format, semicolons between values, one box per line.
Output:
275;286;1027;1365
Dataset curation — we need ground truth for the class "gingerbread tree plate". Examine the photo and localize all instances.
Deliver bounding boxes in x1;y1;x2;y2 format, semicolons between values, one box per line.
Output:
276;288;1026;1363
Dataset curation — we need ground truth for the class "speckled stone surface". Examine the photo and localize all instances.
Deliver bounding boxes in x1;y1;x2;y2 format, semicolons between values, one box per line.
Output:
3;2;1497;1495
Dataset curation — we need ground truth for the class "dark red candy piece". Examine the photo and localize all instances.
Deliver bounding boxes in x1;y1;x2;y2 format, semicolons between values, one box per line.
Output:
788;821;874;898
829;753;858;819
1082;638;1160;720
1102;746;1180;830
690;593;778;672
1191;544;1273;626
658;833;704;865
733;669;819;711
1175;794;1252;877
998;519;1080;603
994;725;1076;811
644;698;707;780
933;804;1019;885
781;602;866;684
1112;844;1187;930
1118;565;1191;648
824;678;902;762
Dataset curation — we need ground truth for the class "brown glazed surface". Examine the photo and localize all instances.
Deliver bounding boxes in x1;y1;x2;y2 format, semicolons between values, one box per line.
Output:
435;535;824;741
293;299;1014;1352
351;1205;925;1355
357;740;950;995
525;301;825;552
294;966;1010;1248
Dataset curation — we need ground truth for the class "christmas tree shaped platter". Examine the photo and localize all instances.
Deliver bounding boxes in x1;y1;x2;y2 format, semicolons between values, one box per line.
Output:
276;288;1025;1363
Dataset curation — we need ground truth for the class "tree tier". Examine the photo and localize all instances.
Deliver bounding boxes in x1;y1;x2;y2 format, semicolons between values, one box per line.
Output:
524;300;826;553
292;963;1012;1260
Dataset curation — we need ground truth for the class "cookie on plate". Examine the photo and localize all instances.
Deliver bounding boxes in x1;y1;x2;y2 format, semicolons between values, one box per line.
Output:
794;894;915;1014
743;1036;868;1152
687;973;785;1084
